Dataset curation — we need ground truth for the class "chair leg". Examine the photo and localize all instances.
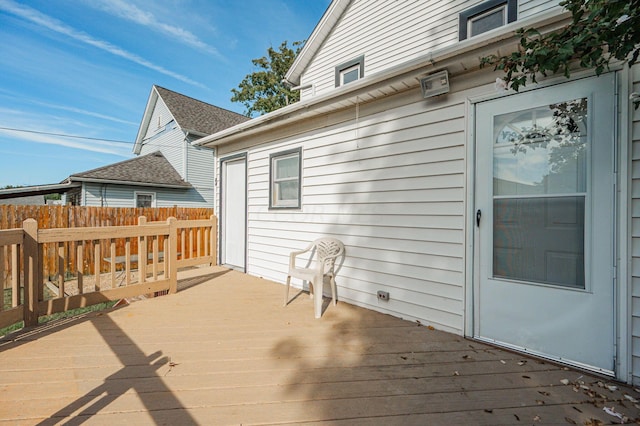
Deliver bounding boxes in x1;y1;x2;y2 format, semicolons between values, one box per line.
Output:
330;275;337;306
284;275;291;306
313;279;323;319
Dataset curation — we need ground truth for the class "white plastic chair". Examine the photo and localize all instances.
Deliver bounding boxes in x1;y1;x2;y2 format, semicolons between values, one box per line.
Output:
284;238;345;318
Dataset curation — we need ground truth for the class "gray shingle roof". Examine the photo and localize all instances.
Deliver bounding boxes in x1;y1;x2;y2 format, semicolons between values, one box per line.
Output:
69;151;191;188
155;86;249;135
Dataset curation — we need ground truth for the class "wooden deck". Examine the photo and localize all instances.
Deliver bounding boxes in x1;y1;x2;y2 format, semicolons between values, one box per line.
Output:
1;266;638;425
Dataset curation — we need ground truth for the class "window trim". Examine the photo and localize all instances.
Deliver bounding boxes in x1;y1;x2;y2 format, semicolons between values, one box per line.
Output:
459;0;517;41
134;191;156;208
334;55;364;87
269;147;302;210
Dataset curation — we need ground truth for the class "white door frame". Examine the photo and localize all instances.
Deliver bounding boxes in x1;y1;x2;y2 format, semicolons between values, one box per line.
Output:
219;153;247;272
463;71;630;381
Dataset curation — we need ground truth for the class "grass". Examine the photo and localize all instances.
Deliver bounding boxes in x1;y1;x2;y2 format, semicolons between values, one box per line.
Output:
1;286;117;338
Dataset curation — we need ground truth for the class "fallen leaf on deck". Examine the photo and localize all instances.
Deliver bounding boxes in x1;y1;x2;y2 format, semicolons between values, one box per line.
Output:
533;415;541;421
500;360;506;364
564;417;576;424
518;360;527;366
484;409;493;413
603;406;623;421
606;384;618;391
453;371;460;376
560;379;570;385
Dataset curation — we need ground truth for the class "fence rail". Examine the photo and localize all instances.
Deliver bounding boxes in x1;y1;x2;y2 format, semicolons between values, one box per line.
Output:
0;205;213;280
0;215;217;331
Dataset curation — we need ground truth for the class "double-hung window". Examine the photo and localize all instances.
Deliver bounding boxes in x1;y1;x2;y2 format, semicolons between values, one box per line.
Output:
459;0;517;40
270;148;301;209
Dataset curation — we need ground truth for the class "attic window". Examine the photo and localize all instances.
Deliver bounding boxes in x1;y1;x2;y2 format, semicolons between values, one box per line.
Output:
335;55;364;87
459;0;517;40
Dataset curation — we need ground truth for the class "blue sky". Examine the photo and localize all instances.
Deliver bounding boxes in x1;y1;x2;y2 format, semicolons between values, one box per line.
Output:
0;0;329;187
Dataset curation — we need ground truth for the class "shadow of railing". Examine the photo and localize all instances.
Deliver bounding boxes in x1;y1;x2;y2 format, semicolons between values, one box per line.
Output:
36;313;198;425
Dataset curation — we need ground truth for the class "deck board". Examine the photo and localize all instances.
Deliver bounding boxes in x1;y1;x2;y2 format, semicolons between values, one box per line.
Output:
0;266;638;425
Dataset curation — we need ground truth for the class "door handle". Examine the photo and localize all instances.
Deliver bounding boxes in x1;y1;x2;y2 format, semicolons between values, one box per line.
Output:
476;209;481;227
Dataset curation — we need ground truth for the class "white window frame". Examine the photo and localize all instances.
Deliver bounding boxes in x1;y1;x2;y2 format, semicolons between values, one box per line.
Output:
459;0;517;40
135;191;156;208
335;55;364;87
269;148;301;209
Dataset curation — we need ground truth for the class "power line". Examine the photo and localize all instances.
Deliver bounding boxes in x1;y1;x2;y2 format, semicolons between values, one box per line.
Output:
0;126;134;145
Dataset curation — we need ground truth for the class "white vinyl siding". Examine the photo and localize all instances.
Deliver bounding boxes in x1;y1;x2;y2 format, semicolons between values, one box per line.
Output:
82;183;210;208
519;0;559;17
182;144;216;208
139;98;184;178
186;145;215;187
299;0;561;99
219;87;468;334
631;63;640;385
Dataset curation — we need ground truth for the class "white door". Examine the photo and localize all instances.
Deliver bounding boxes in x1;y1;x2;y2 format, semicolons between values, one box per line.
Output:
221;156;246;270
474;74;616;373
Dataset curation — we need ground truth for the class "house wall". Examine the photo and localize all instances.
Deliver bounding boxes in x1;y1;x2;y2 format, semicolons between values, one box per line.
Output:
139;98;185;177
217;73;496;335
82;182;209;208
136;97;216;208
631;63;640;385
299;0;561;100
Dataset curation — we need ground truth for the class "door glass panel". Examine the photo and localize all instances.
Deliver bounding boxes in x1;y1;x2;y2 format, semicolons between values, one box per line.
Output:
493;196;585;288
492;98;588;288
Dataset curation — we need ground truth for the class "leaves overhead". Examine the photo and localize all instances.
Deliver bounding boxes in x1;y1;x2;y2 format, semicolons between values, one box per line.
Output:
231;40;304;118
482;0;639;106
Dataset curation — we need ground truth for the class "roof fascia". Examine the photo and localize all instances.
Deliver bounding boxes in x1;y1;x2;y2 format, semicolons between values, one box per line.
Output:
0;182;82;199
198;8;569;148
133;86;181;154
69;176;191;189
133;86;159;154
284;0;352;86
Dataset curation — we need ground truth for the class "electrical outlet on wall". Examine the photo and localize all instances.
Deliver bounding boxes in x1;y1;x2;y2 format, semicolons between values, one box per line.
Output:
377;290;389;301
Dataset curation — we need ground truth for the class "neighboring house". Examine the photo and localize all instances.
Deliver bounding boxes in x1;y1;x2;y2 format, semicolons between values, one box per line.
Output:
0;85;248;207
60;151;193;207
129;85;249;208
0;195;45;205
195;0;640;385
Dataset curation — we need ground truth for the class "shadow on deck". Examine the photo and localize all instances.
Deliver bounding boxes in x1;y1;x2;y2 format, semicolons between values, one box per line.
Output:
0;266;638;425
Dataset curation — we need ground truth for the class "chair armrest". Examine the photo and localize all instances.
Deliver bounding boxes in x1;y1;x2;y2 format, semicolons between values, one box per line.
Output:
289;243;313;269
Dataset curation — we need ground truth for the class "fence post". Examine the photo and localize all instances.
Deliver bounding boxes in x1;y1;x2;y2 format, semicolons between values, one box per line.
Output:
167;217;178;294
22;219;41;327
138;216;147;283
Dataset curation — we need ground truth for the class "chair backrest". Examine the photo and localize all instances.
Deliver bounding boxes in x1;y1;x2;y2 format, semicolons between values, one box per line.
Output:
313;238;344;273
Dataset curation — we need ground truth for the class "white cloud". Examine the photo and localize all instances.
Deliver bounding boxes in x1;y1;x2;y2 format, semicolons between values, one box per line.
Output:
0;0;206;88
0;107;133;157
0;90;138;126
91;0;222;58
0;127;132;156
